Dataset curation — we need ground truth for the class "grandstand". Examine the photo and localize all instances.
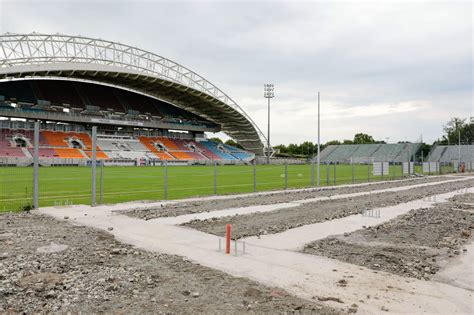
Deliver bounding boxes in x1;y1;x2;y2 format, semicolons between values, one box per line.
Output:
317;143;421;163
428;145;474;163
0;33;262;165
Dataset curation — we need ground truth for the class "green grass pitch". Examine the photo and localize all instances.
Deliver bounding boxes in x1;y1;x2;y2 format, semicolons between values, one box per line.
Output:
0;163;450;212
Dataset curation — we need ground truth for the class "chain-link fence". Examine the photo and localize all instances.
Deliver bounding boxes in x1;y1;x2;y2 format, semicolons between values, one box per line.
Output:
0;125;471;212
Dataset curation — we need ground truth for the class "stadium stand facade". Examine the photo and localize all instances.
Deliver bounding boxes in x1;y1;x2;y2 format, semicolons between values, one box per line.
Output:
0;123;253;165
0;33;261;164
317;143;421;163
427;145;474;163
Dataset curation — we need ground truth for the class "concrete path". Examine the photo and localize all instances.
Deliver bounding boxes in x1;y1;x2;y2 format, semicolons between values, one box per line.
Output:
153;203;299;225
152;177;472;225
243;188;473;251
38;179;474;314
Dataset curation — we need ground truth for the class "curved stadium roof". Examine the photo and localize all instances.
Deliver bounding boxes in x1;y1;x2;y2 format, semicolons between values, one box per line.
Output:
0;33;268;155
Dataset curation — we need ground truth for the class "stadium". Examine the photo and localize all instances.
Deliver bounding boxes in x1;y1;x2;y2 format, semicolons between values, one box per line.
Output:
0;33;263;166
1;29;474;314
0;33;473;210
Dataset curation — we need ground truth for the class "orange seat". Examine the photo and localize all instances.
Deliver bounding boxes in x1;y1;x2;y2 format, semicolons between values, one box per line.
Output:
54;148;85;158
42;131;69;147
84;150;109;159
138;136;175;160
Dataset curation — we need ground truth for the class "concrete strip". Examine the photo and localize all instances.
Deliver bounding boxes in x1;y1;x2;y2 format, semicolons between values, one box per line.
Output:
38;186;473;314
243;188;474;251
92;175;460;213
154;177;473;225
434;242;474;291
152;203;299;225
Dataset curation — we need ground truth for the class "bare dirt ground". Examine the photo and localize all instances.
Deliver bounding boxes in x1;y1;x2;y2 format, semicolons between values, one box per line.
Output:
450;192;474;206
302;197;474;280
0;213;338;314
124;176;453;220
183;179;474;239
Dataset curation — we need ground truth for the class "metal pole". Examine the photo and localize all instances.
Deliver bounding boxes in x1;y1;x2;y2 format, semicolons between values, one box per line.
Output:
392;160;395;180
326;162;330;185
317;92;321;187
367;159;370;182
100;161;104;204
284;163;288;190
351;157;354;184
458;129;461;172
164;161;168;199
381;158;384;181
91;126;97;206
33;120;39;209
267;97;270;165
253;161;257;192
213;161;217;195
311;159;315;189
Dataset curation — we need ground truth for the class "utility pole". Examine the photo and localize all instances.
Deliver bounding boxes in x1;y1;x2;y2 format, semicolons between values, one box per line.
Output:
264;84;274;164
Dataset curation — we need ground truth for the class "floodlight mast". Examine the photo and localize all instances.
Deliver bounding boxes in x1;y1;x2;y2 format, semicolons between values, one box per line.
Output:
264;84;275;164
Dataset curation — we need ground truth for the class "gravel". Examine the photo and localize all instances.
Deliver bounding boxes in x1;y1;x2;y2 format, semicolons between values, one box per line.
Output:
0;212;340;314
182;179;474;239
123;176;453;220
302;197;474;280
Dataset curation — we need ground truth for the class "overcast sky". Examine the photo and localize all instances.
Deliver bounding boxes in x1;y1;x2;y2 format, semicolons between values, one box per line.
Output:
0;0;472;144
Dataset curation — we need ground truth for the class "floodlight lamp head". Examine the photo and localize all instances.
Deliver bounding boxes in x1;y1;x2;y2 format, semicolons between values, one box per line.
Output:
264;84;275;98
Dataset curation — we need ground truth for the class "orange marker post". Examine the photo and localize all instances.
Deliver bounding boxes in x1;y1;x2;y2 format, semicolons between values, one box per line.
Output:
225;224;232;254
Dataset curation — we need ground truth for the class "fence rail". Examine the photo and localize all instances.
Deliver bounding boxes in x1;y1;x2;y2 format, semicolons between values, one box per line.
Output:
0;124;472;212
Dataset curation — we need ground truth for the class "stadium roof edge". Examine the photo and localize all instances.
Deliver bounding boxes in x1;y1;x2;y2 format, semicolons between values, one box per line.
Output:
0;32;269;155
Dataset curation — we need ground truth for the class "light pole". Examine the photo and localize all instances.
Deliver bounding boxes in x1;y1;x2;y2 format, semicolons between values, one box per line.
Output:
264;84;274;164
317;92;321;186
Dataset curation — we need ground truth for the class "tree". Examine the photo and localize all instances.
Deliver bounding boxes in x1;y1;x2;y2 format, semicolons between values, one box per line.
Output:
441;117;473;145
325;140;341;146
353;133;375;144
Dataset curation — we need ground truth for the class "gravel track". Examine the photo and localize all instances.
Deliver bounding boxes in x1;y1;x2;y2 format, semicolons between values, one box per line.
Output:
0;213;338;314
302;198;474;280
124;176;455;220
182;179;474;239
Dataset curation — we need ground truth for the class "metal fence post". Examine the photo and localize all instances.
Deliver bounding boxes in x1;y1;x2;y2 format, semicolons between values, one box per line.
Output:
284;163;288;190
164;161;168;200
33;120;39;209
100;161;104;204
392;160;395;180
333;162;336;185
311;159;315;189
367;159;370;182
253;161;257;192
326;162;330;185
351;158;354;184
91;126;97;206
381;159;384;181
214;161;217;195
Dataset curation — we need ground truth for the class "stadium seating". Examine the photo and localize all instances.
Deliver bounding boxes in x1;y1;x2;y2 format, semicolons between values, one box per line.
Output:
0;128;255;163
54;148;86;158
199;141;237;160
428;145;474;163
319;143;422;163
